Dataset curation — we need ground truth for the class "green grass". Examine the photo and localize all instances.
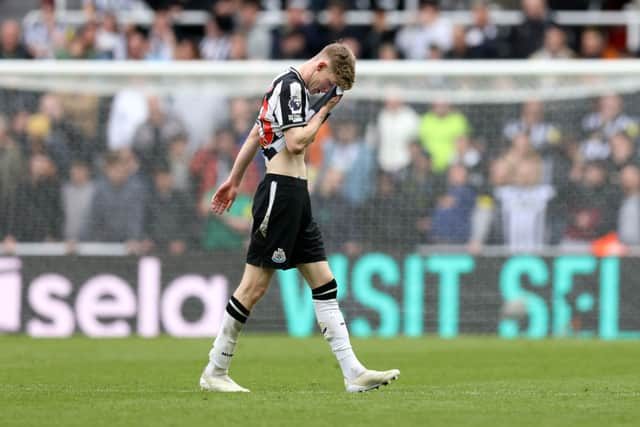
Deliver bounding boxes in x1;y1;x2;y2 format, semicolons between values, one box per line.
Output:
1;336;639;427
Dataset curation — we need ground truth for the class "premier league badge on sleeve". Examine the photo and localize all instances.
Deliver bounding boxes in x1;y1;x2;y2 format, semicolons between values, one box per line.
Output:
288;96;302;113
286;81;304;122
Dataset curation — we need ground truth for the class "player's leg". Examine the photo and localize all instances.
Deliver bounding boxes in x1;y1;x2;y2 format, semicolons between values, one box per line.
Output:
200;263;274;392
297;261;400;392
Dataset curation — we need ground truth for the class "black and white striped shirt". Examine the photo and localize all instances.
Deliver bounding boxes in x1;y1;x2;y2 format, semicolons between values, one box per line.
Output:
495;185;555;251
256;67;311;162
582;112;639;140
580;113;639;160
502;120;561;151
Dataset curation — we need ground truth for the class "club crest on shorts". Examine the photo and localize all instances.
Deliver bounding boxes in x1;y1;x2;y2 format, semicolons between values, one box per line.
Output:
272;248;286;264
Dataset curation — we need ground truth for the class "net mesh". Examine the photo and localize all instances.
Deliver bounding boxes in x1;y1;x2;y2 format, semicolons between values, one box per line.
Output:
2;61;640;254
1;61;639;336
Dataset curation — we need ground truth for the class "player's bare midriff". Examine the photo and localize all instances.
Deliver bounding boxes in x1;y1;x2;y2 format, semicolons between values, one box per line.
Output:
265;146;308;179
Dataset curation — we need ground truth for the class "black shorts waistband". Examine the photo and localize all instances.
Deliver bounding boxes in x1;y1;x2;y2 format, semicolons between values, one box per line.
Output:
264;173;308;188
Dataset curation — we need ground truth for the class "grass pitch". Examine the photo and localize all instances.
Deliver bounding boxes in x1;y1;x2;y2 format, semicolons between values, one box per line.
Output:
1;336;638;427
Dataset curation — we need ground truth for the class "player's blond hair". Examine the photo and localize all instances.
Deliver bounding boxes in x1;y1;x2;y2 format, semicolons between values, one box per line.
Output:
318;42;356;90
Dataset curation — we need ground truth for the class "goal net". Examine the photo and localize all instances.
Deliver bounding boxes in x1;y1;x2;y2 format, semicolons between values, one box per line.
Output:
2;60;640;337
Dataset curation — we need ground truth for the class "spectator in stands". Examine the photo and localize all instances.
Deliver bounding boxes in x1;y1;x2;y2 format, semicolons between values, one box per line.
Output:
24;113;51;158
377;42;401;60
318;0;362;54
10;111;31;156
507;0;551;58
450;135;485;189
228;32;248;60
362;7;397;59
363;172;415;251
227;99;262;186
311;168;362;256
374;88;419;175
125;27;149;60
56;23;98;59
607;132;637;180
271;0;320;60
397;142;441;244
190;127;237;201
445;25;473;60
107;86;148;150
236;0;272;60
118;146;147;189
0;115;25;244
228;97;257;142
80;21;101;59
23;0;66;59
317;117;376;206
85;151;146;252
58;90;100;148
39;93;87;178
96;12;126;59
617;163;640;245
430;164;476;244
502;100;562;184
7;153;62;242
559;160;620;247
499;133;538;180
131;95;187;179
467;157;510;252
579;27;620;59
418;100;470;174
62;159;95;242
147;9;176;61
503;100;561;151
581;93;639;162
167;134;191;192
200;5;234;60
0;20;32;59
465;0;504;59
493;155;555;251
174;37;200;60
199;172;252;251
530;25;576;59
143;164;195;255
395;0;453;60
171;91;228;155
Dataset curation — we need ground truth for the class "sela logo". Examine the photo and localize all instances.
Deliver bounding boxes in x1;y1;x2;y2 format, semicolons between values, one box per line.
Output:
0;257;228;338
272;248;286;264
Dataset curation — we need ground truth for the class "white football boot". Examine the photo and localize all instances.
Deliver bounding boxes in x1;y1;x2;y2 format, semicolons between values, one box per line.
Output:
200;371;250;393
344;369;400;393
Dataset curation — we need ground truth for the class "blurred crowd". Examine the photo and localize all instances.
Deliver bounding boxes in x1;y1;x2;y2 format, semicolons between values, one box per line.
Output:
0;0;636;62
1;0;640;256
2;87;640;256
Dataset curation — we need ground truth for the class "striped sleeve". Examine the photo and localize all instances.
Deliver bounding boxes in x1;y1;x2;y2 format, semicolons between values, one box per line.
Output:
278;75;308;131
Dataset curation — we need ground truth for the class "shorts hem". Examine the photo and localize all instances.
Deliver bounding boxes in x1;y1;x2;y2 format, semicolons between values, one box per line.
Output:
246;257;296;270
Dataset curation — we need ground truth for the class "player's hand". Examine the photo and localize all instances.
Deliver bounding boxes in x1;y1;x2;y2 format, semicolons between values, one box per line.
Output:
325;95;342;111
211;179;238;215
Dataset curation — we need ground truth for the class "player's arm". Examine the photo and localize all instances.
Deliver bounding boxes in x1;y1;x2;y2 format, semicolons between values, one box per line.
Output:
228;124;261;186
283;95;341;154
211;124;260;214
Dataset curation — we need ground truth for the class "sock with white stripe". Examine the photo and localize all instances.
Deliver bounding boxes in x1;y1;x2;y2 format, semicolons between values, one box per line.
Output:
205;296;250;376
312;279;366;380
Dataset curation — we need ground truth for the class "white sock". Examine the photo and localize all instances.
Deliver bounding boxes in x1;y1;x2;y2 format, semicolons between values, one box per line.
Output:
205;296;250;376
312;280;366;380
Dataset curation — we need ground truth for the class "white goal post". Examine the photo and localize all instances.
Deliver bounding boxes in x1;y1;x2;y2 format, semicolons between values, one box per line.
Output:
3;59;640;103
